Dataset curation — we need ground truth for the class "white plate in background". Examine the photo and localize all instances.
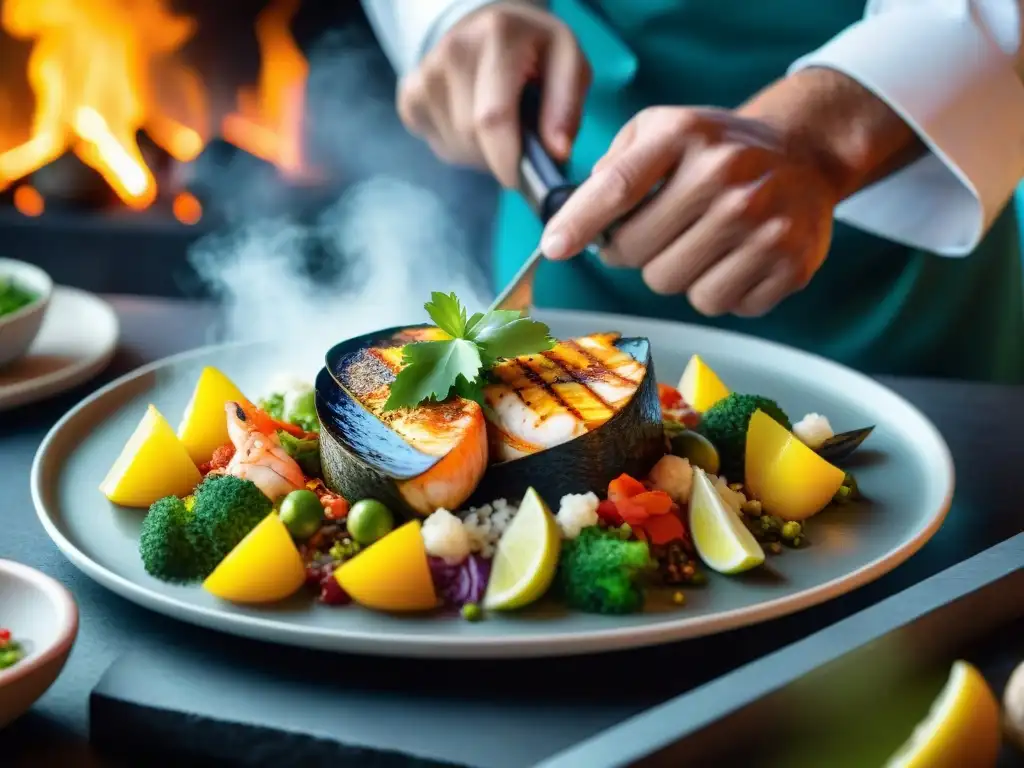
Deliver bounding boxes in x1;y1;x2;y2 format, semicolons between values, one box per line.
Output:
0;287;119;412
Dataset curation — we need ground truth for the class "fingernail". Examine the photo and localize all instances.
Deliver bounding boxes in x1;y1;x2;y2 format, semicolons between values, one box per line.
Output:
541;231;569;260
552;134;571;158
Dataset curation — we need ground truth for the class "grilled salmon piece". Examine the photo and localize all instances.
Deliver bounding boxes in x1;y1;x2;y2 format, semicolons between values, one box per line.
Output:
334;327;487;515
483;333;647;462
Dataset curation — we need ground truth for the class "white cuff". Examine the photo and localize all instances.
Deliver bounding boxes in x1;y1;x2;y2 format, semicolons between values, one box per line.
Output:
790;6;1024;256
361;0;546;74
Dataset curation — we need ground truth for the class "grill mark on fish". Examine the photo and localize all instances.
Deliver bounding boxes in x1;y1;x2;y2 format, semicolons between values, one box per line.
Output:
541;349;616;413
514;357;585;423
564;340;637;387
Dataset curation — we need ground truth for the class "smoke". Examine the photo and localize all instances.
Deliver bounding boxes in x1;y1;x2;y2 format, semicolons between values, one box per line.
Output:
186;18;497;380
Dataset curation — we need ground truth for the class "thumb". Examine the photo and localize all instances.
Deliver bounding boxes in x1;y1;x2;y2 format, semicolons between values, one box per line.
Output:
540;30;591;160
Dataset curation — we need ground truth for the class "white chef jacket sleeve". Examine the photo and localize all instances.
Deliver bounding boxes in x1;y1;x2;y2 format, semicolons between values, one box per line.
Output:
360;0;548;75
789;0;1024;256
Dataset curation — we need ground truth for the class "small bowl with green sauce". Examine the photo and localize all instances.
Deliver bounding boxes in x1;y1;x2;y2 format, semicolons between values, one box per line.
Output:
0;560;78;729
0;258;52;367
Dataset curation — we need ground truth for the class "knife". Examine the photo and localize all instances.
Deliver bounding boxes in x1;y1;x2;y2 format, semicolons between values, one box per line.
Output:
490;83;654;314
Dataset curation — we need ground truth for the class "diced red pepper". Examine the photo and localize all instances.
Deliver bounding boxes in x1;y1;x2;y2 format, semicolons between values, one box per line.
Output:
642;511;686;545
616;500;651;526
597;499;624;526
0;628;10;645
628;490;673;517
658;383;685;411
243;402;307;438
322;494;349;520
608;473;647;503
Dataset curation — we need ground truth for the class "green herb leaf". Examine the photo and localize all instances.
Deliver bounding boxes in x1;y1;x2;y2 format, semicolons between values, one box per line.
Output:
471;313;556;363
425;292;467;338
383;293;555;411
384;339;482;410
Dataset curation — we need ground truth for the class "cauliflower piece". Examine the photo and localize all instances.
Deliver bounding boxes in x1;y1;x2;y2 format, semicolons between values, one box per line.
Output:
421;508;471;564
712;474;746;514
648;455;693;504
556;492;600;539
793;413;834;450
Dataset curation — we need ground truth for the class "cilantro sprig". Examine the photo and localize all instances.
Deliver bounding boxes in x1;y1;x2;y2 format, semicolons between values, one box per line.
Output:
383;292;555;410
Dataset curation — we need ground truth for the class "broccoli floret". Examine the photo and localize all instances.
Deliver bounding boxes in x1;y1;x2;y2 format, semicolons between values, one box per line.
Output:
140;496;204;583
188;474;274;576
558;525;654;614
698;393;791;478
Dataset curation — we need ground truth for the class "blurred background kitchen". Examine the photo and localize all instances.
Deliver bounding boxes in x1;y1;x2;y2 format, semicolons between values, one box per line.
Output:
0;0;500;297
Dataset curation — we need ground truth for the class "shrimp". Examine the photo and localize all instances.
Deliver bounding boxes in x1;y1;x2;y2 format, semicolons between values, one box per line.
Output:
223;401;306;501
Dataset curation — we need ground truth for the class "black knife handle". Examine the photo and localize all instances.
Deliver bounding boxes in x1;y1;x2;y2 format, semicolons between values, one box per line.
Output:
517;82;577;224
517;82;658;254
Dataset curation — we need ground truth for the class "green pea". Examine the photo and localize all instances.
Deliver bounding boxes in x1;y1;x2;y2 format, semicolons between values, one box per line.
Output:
461;603;483;622
347;499;395;545
279;490;324;540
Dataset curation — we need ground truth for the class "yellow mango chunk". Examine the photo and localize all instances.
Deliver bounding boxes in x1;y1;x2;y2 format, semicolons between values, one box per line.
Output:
177;366;250;464
335;521;438;612
203;513;306;603
100;404;202;508
745;409;846;521
678;354;729;413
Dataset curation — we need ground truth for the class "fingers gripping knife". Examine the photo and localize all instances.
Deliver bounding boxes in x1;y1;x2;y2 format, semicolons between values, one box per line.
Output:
491;83;653;314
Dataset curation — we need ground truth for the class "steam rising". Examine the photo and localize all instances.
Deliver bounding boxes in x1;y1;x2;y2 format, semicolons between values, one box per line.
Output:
187;23;496;378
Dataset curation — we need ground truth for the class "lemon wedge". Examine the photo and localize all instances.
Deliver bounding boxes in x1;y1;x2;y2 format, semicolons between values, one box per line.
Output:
100;404;202;508
203;513;306;604
178;366;250;464
884;660;1002;768
689;467;765;574
678;354;729;413
483;487;561;610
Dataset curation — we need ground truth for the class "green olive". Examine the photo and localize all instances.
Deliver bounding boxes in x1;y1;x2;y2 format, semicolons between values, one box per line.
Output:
669;429;721;474
279;490;324;540
347;499;395;545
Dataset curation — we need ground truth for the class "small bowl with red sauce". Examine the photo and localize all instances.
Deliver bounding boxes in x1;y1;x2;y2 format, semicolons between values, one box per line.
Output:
0;560;78;729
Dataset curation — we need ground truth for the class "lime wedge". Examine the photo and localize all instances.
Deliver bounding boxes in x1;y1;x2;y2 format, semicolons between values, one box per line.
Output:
689;467;765;574
483;487;561;610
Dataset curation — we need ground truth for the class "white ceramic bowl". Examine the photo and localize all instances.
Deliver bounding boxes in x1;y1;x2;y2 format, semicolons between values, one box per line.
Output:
0;560;78;729
0;258;53;367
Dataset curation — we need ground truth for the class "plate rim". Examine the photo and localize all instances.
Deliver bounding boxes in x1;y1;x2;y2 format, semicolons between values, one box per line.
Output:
0;287;119;410
30;310;955;658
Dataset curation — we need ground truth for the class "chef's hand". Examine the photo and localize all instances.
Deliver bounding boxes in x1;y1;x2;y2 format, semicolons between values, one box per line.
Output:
539;106;842;318
396;2;591;188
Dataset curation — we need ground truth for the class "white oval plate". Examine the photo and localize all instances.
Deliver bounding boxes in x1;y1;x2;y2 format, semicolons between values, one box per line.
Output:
31;309;953;659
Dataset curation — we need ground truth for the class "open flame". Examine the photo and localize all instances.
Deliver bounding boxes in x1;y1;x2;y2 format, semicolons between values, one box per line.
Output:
0;0;310;213
222;0;309;179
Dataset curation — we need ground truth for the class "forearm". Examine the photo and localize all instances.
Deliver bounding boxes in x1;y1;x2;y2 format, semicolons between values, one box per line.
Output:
772;0;1024;255
738;68;925;202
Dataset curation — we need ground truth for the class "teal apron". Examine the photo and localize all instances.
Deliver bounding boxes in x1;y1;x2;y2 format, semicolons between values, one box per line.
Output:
493;0;1024;383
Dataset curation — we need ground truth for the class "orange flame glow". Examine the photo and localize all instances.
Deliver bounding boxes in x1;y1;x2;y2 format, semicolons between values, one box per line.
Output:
0;0;312;211
221;0;309;178
0;0;209;208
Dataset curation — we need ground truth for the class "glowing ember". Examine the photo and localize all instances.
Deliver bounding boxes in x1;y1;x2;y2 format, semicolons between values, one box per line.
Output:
12;184;43;217
172;191;202;225
222;0;310;179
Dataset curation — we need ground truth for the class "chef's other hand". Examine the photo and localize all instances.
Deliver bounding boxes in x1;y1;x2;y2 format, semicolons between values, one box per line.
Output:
397;2;591;188
540;107;842;318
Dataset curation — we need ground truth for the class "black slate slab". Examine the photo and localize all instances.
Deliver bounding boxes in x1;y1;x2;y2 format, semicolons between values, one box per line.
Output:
90;534;1024;768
